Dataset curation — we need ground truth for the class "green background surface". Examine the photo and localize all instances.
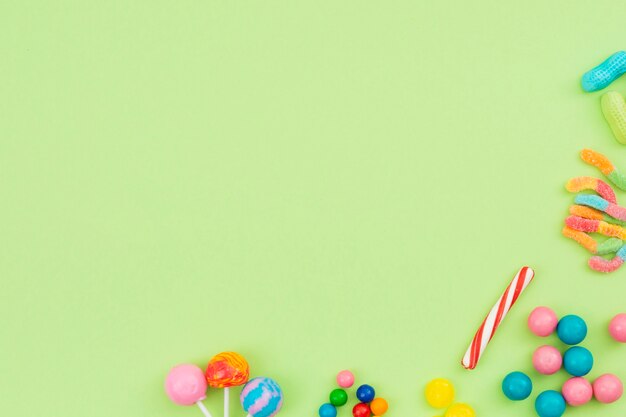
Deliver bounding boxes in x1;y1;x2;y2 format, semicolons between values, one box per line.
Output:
3;1;626;416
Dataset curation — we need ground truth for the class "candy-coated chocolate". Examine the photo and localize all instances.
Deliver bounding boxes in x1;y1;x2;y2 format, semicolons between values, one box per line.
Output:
562;377;592;406
337;370;355;388
532;346;562;375
369;398;388;416
593;374;623;403
563;346;593;377
319;403;337;417
205;352;250;388
501;371;532;401
424;378;454;408
528;307;558;337
557;315;587;345
609;313;626;342
356;385;375;403
444;403;475;417
329;389;348;406
352;402;371;417
164;364;208;406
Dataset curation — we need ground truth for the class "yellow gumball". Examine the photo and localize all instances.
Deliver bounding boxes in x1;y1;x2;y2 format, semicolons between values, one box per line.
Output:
425;378;455;409
444;403;475;417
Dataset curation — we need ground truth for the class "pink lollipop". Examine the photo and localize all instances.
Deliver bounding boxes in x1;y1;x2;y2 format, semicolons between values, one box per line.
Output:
165;364;213;417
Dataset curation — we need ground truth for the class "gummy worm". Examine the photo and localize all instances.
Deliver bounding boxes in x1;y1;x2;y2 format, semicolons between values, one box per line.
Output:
562;226;623;255
602;92;626;145
566;176;617;203
565;215;626;240
569;205;626;226
581;51;626;92
575;194;626;222
589;245;626;273
580;149;626;191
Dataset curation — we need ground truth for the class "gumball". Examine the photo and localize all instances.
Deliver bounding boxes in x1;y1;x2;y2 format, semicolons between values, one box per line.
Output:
329;389;348;406
424;378;455;408
609;313;626;342
563;346;593;377
165;364;208;406
352;402;371;417
356;385;376;403
370;398;388;416
501;371;532;401
444;403;475;417
532;346;562;375
593;374;623;403
528;307;558;337
319;403;337;417
337;370;355;388
534;390;566;417
562;377;592;406
557;315;587;345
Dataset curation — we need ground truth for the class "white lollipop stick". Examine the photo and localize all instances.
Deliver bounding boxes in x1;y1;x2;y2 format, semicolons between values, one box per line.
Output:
224;387;230;417
196;401;213;417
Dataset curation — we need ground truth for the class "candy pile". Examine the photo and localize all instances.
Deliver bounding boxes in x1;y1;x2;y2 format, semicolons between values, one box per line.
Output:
501;307;624;417
318;371;388;417
165;351;283;417
424;378;475;417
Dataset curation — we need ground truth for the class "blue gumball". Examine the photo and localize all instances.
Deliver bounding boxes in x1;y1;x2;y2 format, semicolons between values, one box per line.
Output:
356;384;375;403
557;315;587;345
535;390;566;417
502;371;533;401
319;403;337;417
563;346;594;376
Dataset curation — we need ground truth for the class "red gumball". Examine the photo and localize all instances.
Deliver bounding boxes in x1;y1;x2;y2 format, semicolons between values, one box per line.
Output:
352;402;371;417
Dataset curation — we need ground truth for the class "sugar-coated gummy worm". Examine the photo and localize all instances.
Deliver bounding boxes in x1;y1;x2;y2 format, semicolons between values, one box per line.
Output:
581;51;626;92
575;194;626;221
602;92;626;145
461;266;534;370
589;245;626;273
562;226;623;255
580;149;626;191
569;205;626;226
565;215;626;240
566;176;617;203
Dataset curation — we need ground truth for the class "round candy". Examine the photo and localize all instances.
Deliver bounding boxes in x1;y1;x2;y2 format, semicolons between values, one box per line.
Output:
444;403;475;417
593;374;624;403
501;371;532;401
164;364;208;406
319;403;337;417
557;315;587;345
528;307;559;337
352;402;371;417
329;389;348;407
424;378;455;408
240;377;284;417
563;346;593;377
534;390;566;417
205;352;250;388
609;313;626;342
532;346;562;375
337;370;355;388
562;377;593;406
370;398;388;416
356;384;376;403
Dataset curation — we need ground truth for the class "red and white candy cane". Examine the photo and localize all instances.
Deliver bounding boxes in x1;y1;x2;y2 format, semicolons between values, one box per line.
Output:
461;266;535;370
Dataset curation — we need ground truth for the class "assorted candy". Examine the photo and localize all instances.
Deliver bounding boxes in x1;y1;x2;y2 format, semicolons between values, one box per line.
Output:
318;371;388;417
424;378;474;416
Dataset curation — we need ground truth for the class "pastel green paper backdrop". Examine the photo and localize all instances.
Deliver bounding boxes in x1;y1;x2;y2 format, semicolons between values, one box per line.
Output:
2;1;626;416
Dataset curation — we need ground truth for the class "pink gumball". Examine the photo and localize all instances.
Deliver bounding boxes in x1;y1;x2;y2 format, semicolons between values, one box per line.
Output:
165;364;207;405
336;370;354;388
528;307;558;337
533;345;562;375
609;313;626;343
593;374;623;404
562;377;593;406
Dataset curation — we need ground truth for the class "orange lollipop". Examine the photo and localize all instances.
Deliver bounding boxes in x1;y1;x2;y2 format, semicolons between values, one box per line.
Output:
205;352;250;417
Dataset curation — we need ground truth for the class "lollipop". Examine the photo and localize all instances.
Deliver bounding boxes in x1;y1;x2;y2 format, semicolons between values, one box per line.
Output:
165;364;213;417
240;377;284;417
206;352;250;417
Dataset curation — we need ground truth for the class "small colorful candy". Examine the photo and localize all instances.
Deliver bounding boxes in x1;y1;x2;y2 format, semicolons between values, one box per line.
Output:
319;403;337;417
528;307;558;337
337;370;355;388
165;364;212;417
502;371;532;401
535;390;566;417
569;204;626;226
593;374;623;404
425;378;455;408
556;315;587;345
356;384;375;403
532;346;562;375
562;377;593;406
352;402;371;417
580;149;626;191
369;398;388;416
206;352;250;417
589;245;626;273
329;389;348;406
563;346;593;377
609;313;626;342
581;51;626;92
562;226;624;255
240;377;283;417
566;176;617;203
602;91;626;145
444;403;475;417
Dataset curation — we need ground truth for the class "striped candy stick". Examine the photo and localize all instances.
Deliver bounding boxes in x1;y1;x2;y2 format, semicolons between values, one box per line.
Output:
461;266;535;370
